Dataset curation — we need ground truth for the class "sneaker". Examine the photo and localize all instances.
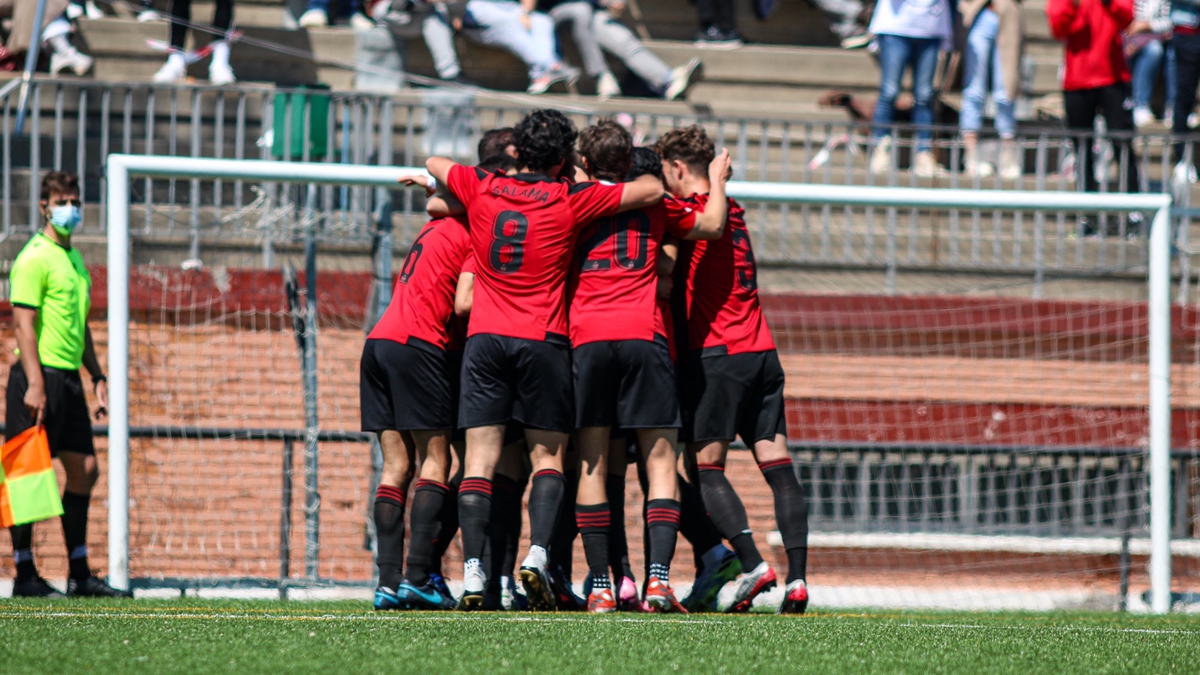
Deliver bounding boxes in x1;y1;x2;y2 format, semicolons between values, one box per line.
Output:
664;57;701;101
66;3;84;20
153;56;187;84
136;8;160;21
719;562;777;613
49;48;93;76
374;586;402;610
617;576;642;612
458;559;486;610
349;11;375;30
12;576;66;599
85;0;105;18
682;549;741;613
694;26;742;50
527;64;580;95
398;578;456;610
840;27;872;49
777;579;809;615
518;560;556;611
912;150;944;177
209;61;236;86
298;8;328;27
644;576;688;613
1133;107;1155;129
869;136;892;175
66;575;134;598
596;71;621;100
429;572;452;600
587;587;618;613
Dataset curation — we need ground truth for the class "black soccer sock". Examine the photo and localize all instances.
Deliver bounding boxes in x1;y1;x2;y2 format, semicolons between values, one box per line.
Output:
548;469;578;576
529;469;565;551
60;490;92;580
576;503;611;590
678;471;725;567
487;473;524;582
697;463;764;570
458;477;493;563
405;480;448;587
605;473;633;582
10;524;36;581
430;472;462;577
373;484;407;590
760;459;809;583
646;499;681;584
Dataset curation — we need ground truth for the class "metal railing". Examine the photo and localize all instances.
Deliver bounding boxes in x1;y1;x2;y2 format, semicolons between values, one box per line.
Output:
2;80;1197;288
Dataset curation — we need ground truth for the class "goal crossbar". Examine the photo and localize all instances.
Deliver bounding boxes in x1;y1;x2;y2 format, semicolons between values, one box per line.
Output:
103;154;1176;612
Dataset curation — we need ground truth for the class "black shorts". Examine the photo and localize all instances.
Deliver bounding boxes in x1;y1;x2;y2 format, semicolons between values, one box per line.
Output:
459;333;573;433
679;348;787;445
360;338;458;432
573;336;680;430
5;362;95;456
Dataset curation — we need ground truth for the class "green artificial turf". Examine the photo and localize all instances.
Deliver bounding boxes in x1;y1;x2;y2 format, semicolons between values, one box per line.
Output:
2;599;1199;674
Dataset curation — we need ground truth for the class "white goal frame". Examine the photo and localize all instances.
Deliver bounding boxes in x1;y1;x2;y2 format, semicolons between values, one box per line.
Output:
104;154;1176;612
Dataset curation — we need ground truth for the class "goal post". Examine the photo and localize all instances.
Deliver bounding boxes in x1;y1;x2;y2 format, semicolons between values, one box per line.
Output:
103;154;1177;612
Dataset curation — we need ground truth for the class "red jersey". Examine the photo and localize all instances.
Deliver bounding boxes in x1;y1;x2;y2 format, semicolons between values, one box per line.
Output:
568;197;697;346
680;194;775;355
368;216;471;351
447;165;624;341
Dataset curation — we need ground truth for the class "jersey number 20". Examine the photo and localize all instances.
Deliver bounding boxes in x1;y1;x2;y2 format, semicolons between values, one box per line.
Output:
578;211;651;272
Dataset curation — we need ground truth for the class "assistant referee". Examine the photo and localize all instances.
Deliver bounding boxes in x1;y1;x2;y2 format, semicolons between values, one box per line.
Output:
5;171;130;598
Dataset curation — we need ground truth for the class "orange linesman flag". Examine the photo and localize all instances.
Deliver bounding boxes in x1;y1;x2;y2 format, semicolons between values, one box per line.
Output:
0;427;63;527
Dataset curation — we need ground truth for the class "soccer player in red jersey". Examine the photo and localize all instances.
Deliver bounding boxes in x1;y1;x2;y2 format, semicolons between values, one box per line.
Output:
425;109;665;610
657;125;811;615
569;125;731;614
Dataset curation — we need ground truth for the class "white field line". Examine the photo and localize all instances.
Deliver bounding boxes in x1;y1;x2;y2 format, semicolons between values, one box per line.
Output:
767;532;1200;558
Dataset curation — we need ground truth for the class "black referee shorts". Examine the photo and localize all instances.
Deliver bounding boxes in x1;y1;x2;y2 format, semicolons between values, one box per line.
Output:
573;336;680;430
360;337;458;432
679;348;788;445
5;362;95;456
458;333;573;433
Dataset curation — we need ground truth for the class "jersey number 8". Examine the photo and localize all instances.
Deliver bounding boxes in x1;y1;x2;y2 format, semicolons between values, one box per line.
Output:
489;210;528;274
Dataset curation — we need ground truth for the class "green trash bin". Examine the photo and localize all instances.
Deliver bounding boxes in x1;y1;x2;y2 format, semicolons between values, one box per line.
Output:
272;84;330;160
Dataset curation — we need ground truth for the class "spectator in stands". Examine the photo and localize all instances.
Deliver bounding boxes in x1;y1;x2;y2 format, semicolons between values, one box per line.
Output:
371;1;473;85
958;0;1024;178
152;0;237;85
459;0;579;93
298;0;373;29
1046;0;1141;196
694;0;741;48
867;0;954;177
538;0;701;100
1127;0;1174;128
0;0;93;74
693;0;872;50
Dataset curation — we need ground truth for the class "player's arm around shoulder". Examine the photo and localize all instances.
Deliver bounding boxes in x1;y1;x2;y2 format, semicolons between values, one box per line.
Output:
685;148;732;240
616;173;665;214
455;272;474;318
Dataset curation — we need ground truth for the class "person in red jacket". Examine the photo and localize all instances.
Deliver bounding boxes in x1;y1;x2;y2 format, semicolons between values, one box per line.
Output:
1047;0;1142;222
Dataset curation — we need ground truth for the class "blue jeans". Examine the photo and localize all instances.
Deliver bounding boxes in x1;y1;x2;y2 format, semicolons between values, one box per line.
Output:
1130;38;1176;112
871;34;940;151
960;9;1015;136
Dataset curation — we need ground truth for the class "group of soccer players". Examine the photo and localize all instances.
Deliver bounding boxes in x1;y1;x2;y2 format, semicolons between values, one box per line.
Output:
359;109;810;615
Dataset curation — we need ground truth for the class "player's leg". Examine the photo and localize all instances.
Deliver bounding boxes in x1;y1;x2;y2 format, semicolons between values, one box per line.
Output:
398;429;455;610
374;430;415;605
486;439;528;610
640;427;689;613
676;456;740;613
547;443;584;610
576;425;616;612
605;437;640;610
518;429;567;610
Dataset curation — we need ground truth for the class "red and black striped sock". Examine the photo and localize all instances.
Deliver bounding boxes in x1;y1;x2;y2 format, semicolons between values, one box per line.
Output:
374;483;407;590
697;463;764;570
646;498;682;583
760;459;808;583
458;476;493;563
405;479;449;587
576;503;611;589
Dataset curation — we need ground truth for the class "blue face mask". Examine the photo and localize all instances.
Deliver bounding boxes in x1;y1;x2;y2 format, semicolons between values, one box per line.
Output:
48;204;82;236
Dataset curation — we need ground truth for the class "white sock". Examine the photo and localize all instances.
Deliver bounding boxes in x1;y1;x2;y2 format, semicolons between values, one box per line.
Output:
524;545;548;569
210;40;230;69
42;17;71;43
701;544;730;570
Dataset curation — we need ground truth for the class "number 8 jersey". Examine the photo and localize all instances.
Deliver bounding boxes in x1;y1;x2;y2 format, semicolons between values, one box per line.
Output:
447;165;624;341
679;194;775;355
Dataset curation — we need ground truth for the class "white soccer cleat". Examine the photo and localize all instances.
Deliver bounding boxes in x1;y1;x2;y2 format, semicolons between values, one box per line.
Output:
458;558;486;610
717;562;777;613
596;72;621;100
298;9;328;27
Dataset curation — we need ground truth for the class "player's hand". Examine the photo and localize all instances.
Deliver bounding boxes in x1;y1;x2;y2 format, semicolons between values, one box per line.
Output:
708;148;732;184
519;11;532;31
24;383;46;427
397;173;436;197
94;379;109;420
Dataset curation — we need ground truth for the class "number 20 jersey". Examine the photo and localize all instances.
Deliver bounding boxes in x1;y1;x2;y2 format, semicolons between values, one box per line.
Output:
568;197;697;347
447;165;624;341
679;194;775;355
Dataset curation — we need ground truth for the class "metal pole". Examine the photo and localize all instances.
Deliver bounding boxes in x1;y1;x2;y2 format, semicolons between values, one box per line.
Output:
105;158;131;591
13;0;48;136
302;184;320;581
280;438;294;600
1148;203;1173;614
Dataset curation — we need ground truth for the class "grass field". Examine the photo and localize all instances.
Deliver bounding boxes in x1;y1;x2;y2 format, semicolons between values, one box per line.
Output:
2;599;1199;674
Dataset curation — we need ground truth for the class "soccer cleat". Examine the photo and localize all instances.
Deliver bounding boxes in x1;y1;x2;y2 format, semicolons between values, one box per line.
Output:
644;577;688;614
12;576;66;599
547;564;585;611
777;579;809;615
664;57;701;101
518;562;557;611
374;586;403;611
429;572;453;601
500;576;528;611
458;559;486;610
617;576;643;612
681;549;741;613
720;562;777;613
398;578;456;610
586;587;618;613
66;576;134;598
298;8;329;27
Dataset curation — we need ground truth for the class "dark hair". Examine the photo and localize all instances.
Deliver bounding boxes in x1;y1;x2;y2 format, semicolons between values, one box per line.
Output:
40;170;80;203
478;127;515;163
513;109;577;174
578;120;633;183
654;125;713;176
478;153;518;173
626;147;663;182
